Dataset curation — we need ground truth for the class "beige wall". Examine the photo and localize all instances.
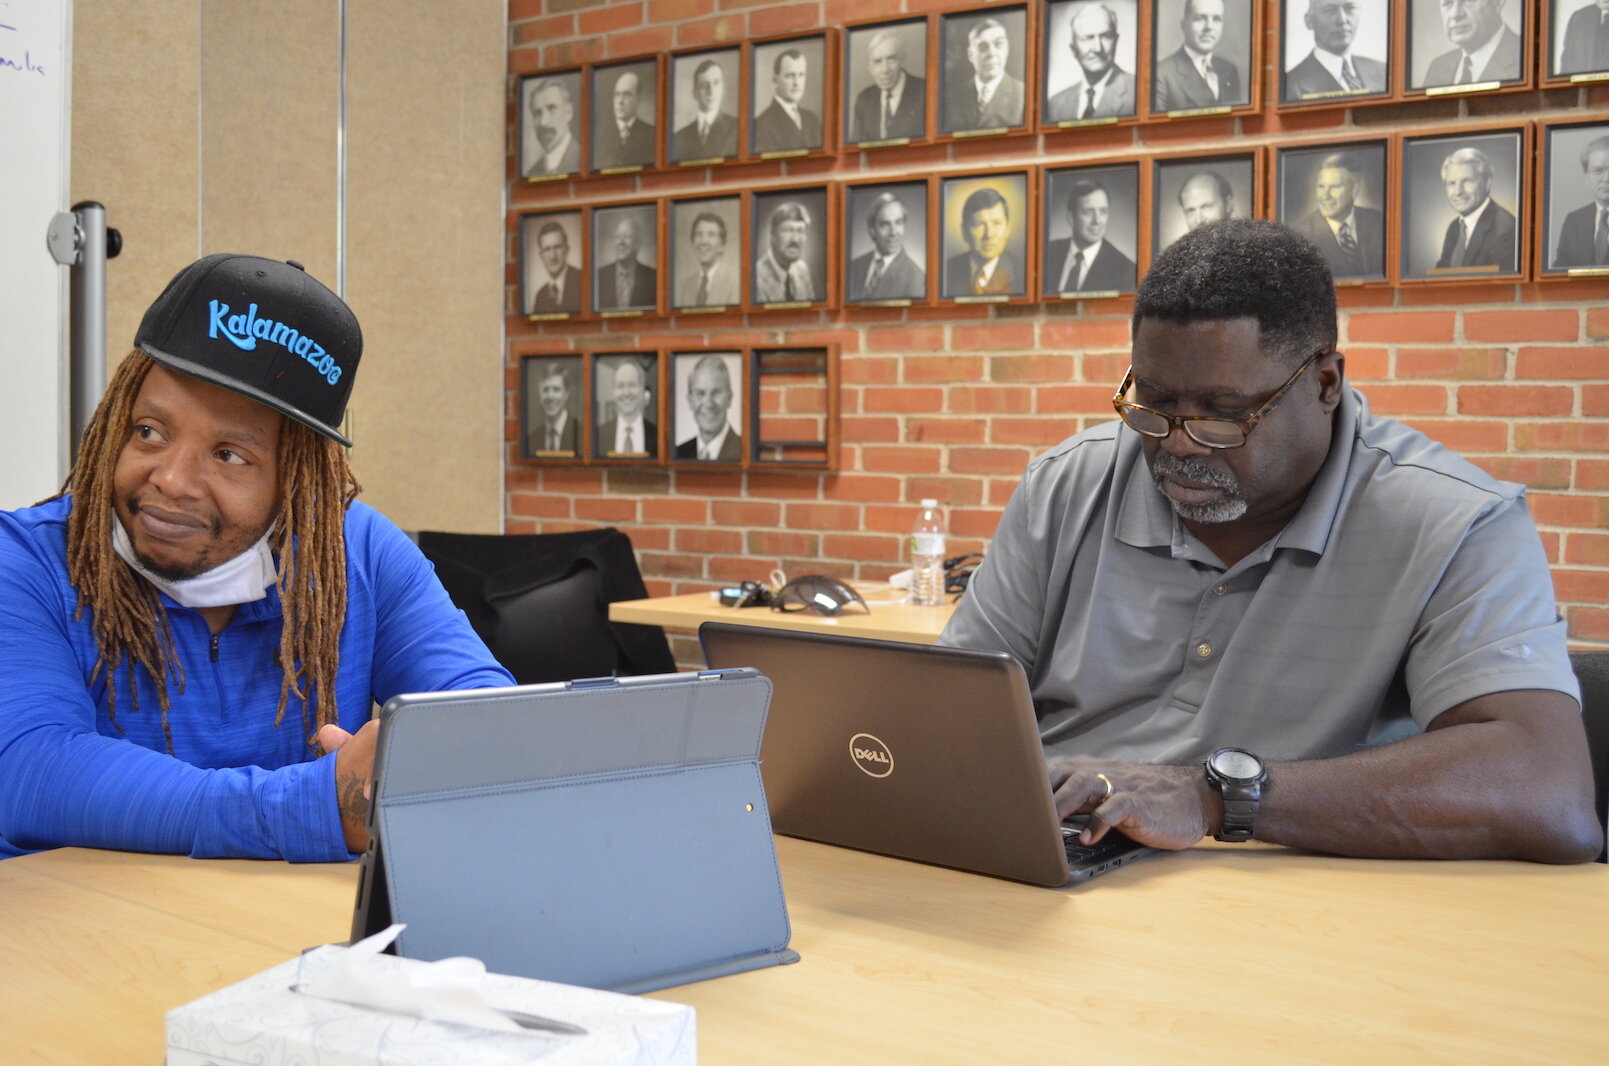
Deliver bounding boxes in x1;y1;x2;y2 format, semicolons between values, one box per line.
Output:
71;0;505;533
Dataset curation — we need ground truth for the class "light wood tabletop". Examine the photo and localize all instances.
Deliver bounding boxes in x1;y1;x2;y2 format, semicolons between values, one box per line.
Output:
610;585;956;644
4;839;1607;1063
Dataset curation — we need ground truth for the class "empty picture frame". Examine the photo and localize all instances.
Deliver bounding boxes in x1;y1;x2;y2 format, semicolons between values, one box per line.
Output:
749;346;840;469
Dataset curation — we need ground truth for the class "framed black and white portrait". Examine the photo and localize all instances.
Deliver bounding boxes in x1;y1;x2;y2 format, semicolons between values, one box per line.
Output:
1041;162;1140;298
1546;0;1609;81
750;187;831;309
591;351;662;461
590;202;660;316
1399;126;1525;281
1539;120;1609;276
671;351;745;464
1276;140;1390;282
669;195;743;311
1149;0;1257;114
1278;0;1391;105
520;354;585;461
843;18;930;147
1041;0;1140;126
668;47;741;165
589;58;658;174
938;5;1031;136
750;34;829;158
843;180;931;305
1151;153;1257;259
519;70;583;180
520;210;585;320
1406;0;1527;94
939;171;1031;302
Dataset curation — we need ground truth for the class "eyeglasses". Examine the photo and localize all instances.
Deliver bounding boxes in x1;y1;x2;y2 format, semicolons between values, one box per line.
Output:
771;575;869;617
1111;351;1325;450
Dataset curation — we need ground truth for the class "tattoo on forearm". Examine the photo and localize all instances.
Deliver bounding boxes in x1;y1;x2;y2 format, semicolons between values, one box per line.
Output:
337;771;370;842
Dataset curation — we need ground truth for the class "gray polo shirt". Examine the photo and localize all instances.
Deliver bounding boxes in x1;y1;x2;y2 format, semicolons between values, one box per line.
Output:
940;387;1577;765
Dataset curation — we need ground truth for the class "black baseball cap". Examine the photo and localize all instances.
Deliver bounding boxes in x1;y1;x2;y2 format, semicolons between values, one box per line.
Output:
134;254;362;446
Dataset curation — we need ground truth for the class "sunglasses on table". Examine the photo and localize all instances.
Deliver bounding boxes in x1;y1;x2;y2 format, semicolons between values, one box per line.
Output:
1111;351;1326;450
771;576;869;617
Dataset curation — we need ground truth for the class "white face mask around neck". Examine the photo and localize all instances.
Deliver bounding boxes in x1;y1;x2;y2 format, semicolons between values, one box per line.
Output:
110;517;278;609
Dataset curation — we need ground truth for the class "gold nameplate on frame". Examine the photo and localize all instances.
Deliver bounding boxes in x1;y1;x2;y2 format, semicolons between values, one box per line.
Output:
1426;81;1500;96
760;149;809;160
1167;105;1231;118
528;313;570;322
601;309;646;319
859;138;911;149
526;172;569;183
598;165;644;176
762;300;813;310
954;294;1008;304
1058;290;1118;300
954;126;1009;138
1056;116;1118;128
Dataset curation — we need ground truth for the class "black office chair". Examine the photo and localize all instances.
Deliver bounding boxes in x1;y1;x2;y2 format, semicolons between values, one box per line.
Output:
415;528;676;686
1568;650;1609;863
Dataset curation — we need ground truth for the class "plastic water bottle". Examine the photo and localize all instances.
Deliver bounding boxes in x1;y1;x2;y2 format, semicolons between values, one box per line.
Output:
908;499;947;606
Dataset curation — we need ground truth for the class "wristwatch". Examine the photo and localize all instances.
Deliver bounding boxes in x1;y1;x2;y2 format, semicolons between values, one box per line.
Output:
1203;747;1269;842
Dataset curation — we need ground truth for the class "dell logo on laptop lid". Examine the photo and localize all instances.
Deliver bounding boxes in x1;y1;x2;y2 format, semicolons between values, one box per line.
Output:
850;733;893;778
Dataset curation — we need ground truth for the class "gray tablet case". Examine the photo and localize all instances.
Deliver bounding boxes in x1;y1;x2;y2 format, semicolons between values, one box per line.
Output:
349;669;799;994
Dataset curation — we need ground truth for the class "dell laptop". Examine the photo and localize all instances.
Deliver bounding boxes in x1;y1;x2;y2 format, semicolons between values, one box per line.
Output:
699;622;1158;887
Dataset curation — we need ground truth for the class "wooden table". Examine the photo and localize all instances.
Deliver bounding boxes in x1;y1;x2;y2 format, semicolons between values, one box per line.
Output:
610;586;956;644
4;840;1607;1063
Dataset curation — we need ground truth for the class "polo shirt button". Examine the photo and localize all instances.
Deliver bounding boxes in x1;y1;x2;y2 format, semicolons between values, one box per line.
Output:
1195;642;1213;658
1212;584;1228;596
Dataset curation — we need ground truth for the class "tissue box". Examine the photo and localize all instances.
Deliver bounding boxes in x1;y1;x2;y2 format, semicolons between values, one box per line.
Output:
166;945;696;1065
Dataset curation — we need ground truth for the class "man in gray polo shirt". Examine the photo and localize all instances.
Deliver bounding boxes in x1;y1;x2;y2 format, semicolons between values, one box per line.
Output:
941;219;1601;864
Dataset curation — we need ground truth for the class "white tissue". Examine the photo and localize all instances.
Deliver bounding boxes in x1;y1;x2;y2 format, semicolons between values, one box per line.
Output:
296;924;521;1033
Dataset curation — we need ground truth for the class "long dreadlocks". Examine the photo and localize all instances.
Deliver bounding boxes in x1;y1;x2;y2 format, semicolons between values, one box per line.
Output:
56;349;362;753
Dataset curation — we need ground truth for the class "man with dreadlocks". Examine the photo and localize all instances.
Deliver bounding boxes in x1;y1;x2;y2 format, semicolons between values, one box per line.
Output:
941;219;1601;864
0;255;513;861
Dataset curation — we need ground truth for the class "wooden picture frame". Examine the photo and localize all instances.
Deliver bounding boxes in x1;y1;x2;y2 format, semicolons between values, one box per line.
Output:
518;353;586;462
589;200;662;318
1536;118;1609;278
1040;161;1142;300
841;178;933;307
587;56;661;176
669;350;747;466
749;346;840;469
1397;123;1528;283
747;30;836;161
1401;0;1531;99
748;186;834;313
667;45;743;167
1149;150;1260;265
936;4;1034;141
1039;0;1142;129
518;70;584;182
937;169;1035;305
1144;0;1261;121
589;350;665;464
842;15;933;150
668;193;745;313
1273;138;1393;285
1276;0;1394;109
518;209;586;321
1542;0;1609;85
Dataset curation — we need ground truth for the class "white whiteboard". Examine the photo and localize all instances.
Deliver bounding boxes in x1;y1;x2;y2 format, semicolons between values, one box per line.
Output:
0;0;70;508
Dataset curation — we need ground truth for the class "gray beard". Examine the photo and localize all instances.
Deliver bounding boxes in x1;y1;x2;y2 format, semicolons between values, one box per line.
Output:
1149;452;1248;524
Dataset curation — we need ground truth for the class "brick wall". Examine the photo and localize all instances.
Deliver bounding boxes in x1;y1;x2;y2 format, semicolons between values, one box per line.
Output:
506;0;1609;659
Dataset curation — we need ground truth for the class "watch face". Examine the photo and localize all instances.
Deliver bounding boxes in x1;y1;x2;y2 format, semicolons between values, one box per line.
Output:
1212;749;1262;781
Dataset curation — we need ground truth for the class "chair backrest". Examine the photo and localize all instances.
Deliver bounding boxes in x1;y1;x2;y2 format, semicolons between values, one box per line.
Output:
415;528;675;686
1568;650;1609;863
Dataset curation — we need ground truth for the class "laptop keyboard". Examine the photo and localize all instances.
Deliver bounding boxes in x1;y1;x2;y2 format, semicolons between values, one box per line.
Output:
1060;821;1140;863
